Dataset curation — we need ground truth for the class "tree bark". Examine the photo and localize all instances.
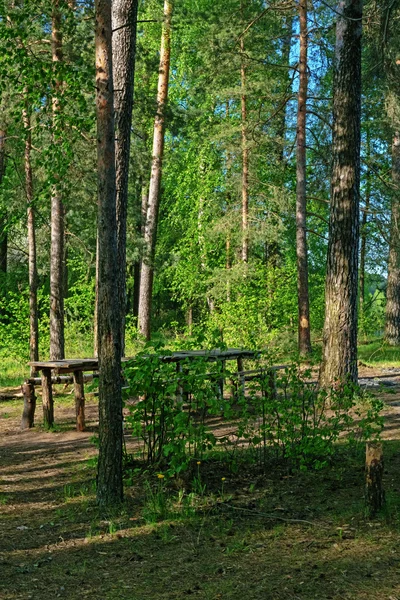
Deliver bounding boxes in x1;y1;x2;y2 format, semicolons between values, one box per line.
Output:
138;0;172;340
112;0;139;354
276;15;293;162
49;0;65;360
0;129;7;274
240;28;249;263
23;99;39;377
359;131;371;312
95;0;123;506
385;132;400;345
319;0;363;388
365;442;385;517
296;0;312;357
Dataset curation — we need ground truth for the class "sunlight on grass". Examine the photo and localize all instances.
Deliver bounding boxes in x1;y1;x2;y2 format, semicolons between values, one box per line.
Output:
358;340;400;368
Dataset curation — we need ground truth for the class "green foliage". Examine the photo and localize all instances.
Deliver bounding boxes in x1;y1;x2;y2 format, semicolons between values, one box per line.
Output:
124;350;383;476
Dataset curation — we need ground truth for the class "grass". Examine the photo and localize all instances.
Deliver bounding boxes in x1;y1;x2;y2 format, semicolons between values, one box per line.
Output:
358;339;400;367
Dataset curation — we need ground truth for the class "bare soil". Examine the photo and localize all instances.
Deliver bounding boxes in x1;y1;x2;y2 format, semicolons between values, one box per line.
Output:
1;368;400;600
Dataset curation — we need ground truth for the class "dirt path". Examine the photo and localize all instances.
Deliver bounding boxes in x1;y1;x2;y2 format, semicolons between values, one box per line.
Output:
2;369;400;599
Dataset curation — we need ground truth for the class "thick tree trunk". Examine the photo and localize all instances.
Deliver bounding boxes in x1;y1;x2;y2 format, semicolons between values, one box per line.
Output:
240;34;249;263
49;0;65;360
112;0;139;354
23;101;39;377
385;132;400;345
95;0;123;506
0;129;7;274
138;0;172;340
296;0;311;357
319;0;363;388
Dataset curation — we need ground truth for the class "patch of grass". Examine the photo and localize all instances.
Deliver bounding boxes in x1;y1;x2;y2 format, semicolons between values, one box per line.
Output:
358;339;400;367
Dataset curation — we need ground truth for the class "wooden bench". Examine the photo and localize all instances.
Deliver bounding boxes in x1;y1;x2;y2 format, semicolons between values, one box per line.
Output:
22;350;285;431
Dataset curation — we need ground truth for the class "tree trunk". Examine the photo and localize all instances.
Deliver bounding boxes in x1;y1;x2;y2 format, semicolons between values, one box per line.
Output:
23;100;39;377
365;442;385;517
385;132;400;345
319;0;363;388
112;0;139;354
138;0;172;341
240;32;249;263
132;184;148;324
360;151;371;315
296;0;311;357
49;0;65;360
0;129;7;274
276;15;293;162
95;0;123;506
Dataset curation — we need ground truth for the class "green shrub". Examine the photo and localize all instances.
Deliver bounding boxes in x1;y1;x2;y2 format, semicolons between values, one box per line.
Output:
124;349;384;476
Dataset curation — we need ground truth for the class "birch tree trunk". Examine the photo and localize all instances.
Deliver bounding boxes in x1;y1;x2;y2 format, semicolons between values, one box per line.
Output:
0;129;7;274
319;0;363;387
23;100;39;376
138;0;172;340
49;0;65;360
112;0;138;354
296;0;311;356
385;132;400;345
95;0;123;506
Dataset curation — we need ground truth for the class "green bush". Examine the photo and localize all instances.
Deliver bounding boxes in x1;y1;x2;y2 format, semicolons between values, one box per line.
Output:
124;349;384;475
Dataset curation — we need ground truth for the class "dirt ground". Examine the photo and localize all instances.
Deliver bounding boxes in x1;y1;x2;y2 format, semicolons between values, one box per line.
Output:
2;367;400;600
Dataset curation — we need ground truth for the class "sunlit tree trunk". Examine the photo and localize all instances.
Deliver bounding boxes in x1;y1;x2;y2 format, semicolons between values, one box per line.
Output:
23;100;39;377
112;0;138;354
49;0;65;360
0;129;6;274
319;0;363;387
240;30;249;263
95;0;123;506
138;0;172;340
296;0;311;356
385;132;400;345
359;129;371;314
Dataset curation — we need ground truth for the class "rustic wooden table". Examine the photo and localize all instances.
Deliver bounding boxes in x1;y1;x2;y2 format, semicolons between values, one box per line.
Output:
23;349;259;431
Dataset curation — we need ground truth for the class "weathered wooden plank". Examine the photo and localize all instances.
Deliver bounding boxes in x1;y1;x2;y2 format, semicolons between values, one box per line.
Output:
73;370;85;432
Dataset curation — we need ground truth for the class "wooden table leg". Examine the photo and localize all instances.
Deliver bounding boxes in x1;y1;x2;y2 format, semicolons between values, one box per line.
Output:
42;368;54;428
237;357;245;397
21;381;36;429
73;370;85;431
176;362;183;403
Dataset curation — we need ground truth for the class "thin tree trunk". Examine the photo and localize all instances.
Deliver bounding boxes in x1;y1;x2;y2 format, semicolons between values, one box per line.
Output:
133;184;148;323
296;0;311;356
319;0;363;387
95;0;123;506
277;15;293;162
385;132;400;345
49;0;65;360
359;160;371;312
138;0;172;340
0;129;7;274
112;0;139;355
240;32;249;263
23;100;39;377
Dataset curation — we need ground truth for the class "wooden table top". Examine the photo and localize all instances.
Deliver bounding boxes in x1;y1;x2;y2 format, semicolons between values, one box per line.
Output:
28;349;259;372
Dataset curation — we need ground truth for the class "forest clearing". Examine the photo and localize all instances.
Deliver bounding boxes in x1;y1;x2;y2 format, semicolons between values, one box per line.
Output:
2;0;400;597
1;356;400;600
